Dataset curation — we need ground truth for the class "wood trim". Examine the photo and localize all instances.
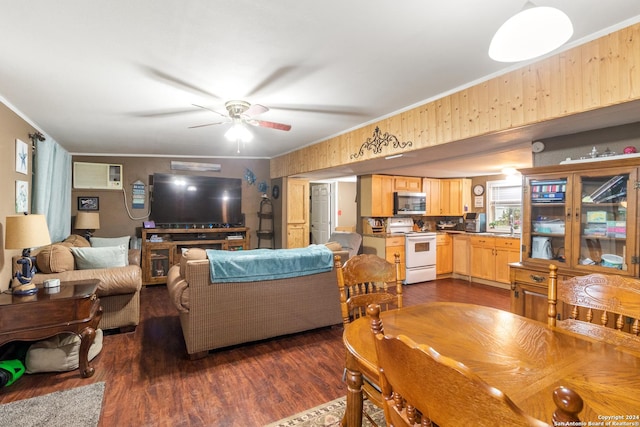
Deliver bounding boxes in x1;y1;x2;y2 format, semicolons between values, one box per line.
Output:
271;23;640;178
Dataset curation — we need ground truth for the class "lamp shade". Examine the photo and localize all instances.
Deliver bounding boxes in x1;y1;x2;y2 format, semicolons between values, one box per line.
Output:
75;211;100;230
489;3;573;62
5;214;52;249
224;122;254;142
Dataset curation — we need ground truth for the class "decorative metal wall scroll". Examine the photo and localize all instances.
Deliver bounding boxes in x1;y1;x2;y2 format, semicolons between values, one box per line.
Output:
350;126;413;159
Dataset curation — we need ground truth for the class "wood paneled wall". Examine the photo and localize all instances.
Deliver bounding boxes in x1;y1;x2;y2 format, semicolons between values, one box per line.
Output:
271;23;640;178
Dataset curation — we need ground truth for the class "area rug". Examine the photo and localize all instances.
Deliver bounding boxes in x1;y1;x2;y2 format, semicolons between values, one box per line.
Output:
265;396;386;427
0;381;105;427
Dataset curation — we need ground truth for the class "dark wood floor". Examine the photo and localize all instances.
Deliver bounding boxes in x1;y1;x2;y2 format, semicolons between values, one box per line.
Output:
0;278;509;426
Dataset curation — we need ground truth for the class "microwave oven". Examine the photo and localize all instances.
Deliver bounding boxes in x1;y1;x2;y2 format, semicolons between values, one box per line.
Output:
393;192;427;215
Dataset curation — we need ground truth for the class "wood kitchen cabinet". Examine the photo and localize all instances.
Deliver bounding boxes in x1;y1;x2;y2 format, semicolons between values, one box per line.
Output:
360;175;394;217
470;235;496;280
470;235;520;284
422;178;471;216
422;178;441;216
436;233;453;275
440;178;472;216
452;234;470;276
362;235;405;281
385;235;406;282
494;237;521;284
393;176;422;192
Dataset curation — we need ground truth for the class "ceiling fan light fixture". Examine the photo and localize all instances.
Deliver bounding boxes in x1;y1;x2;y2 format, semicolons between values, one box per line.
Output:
489;2;573;63
224;122;253;143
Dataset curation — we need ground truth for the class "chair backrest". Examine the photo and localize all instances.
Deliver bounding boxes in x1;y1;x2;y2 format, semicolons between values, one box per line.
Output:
367;304;550;427
547;264;640;335
335;253;402;327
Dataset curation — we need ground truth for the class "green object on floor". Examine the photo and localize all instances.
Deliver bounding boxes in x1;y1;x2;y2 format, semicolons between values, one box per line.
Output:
0;359;25;387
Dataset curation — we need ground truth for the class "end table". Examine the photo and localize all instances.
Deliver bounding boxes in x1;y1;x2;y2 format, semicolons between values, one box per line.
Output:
0;279;102;378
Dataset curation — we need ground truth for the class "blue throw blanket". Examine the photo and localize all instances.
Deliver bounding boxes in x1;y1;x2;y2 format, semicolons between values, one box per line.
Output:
205;245;334;283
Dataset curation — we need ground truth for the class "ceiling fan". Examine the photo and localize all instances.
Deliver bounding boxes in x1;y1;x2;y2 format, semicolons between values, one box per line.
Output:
189;100;291;132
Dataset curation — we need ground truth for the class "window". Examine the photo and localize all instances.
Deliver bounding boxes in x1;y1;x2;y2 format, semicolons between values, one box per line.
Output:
487;179;522;234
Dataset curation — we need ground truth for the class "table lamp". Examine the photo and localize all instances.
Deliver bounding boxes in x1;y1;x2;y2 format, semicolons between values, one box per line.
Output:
5;213;52;295
75;211;100;240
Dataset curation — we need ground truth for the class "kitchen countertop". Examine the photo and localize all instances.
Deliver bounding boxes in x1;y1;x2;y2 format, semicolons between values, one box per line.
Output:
363;231;521;239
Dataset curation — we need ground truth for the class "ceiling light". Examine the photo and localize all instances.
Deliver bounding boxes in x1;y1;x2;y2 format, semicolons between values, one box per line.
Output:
224;121;253;143
489;2;573;63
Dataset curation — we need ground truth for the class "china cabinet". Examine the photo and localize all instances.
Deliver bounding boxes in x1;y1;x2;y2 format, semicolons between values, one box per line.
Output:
512;158;640;320
521;164;637;276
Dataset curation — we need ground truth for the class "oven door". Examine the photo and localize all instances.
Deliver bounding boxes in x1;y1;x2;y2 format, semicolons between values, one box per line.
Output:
405;233;437;268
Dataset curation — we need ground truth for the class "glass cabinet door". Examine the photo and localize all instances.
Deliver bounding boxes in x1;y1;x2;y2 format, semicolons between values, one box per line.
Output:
526;174;572;265
149;248;170;278
573;169;636;273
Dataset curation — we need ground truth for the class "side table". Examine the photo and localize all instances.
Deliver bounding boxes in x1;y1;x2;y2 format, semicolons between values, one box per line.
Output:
0;279;103;378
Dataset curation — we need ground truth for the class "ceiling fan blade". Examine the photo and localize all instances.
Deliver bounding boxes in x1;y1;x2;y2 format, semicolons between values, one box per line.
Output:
192;104;228;118
188;121;227;129
252;120;292;131
244;103;269;117
143;66;222;100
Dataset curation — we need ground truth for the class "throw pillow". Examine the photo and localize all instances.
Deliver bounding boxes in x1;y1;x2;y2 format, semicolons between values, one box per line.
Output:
25;329;103;373
64;234;91;247
35;243;75;274
90;236;131;249
71;245;128;270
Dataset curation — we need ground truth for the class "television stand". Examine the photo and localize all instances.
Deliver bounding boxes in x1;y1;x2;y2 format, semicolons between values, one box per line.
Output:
141;227;250;286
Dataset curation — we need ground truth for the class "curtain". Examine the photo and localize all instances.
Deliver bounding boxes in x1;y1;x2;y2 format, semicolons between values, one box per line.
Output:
32;137;71;242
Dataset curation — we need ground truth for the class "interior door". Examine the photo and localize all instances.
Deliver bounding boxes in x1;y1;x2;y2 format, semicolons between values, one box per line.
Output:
311;183;331;244
286;178;309;248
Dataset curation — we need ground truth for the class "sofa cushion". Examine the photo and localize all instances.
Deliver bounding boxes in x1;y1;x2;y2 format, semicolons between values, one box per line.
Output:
71;245;128;270
25;329;103;373
91;236;131;248
36;243;75;274
179;248;207;277
64;234;91;247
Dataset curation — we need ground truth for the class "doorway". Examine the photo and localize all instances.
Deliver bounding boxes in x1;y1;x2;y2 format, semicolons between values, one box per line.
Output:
311;183;331;244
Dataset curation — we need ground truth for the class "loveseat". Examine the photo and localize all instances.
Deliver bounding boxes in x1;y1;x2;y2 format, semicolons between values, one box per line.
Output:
166;247;343;359
13;234;142;332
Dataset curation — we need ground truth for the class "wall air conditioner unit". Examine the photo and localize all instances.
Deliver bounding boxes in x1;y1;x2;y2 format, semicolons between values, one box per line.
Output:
73;162;123;190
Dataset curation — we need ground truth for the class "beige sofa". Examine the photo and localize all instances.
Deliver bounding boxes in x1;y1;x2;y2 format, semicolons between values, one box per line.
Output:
14;234;142;332
166;248;343;359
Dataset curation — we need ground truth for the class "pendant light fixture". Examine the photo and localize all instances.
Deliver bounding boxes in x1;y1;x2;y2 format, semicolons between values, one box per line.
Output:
489;1;573;62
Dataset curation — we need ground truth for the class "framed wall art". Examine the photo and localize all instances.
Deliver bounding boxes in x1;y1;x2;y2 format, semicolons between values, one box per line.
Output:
15;139;28;175
16;180;28;213
78;196;99;211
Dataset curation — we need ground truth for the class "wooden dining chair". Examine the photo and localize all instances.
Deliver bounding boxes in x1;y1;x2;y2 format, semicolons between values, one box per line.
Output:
335;253;403;327
367;303;581;427
547;264;640;341
334;253;402;425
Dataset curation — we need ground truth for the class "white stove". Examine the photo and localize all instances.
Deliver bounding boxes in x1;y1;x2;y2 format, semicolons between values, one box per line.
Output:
387;218;437;284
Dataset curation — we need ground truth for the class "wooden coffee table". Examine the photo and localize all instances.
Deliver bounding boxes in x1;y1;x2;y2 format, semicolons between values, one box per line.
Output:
0;279;102;378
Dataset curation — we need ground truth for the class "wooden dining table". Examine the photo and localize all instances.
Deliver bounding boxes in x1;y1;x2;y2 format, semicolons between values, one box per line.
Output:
342;301;640;427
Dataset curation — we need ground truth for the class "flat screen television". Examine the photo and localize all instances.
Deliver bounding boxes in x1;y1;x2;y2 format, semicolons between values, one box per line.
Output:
150;173;243;227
